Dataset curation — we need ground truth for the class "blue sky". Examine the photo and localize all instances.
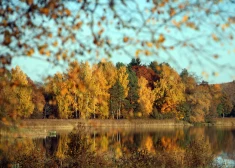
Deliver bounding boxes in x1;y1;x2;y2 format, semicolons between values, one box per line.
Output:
6;0;235;84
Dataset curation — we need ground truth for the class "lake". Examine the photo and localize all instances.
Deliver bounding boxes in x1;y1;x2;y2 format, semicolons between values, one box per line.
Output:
1;126;235;167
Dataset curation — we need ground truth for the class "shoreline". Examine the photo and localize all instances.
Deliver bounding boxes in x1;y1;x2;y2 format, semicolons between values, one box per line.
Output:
1;118;235;138
15;118;235;129
18;119;191;129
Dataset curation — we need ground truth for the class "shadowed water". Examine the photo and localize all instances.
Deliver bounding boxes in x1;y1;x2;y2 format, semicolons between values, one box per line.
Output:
1;126;235;168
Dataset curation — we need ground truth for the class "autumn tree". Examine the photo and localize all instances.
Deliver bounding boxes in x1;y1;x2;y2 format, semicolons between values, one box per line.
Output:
0;66;34;121
92;65;110;118
154;64;185;119
217;92;233;118
97;62;117;89
188;84;212;123
138;77;155;117
45;73;74;119
132;65;159;89
27;79;46;119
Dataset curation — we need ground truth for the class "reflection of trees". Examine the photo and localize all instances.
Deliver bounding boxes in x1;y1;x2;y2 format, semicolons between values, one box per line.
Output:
3;127;235;167
66;132;106;168
43;135;59;157
0;138;46;168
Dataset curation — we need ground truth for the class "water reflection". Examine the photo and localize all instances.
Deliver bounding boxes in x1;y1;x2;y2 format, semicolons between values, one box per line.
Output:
1;126;235;167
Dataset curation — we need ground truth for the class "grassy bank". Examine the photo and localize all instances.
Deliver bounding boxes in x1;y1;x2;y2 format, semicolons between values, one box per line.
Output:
211;118;235;126
7;118;235;130
19;119;191;129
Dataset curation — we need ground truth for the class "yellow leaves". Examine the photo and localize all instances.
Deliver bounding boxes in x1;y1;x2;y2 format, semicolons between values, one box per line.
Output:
157;34;165;43
154;65;185;114
45;50;51;57
117;66;129;98
221;23;229;31
135;49;141;58
138;77;155;116
212;34;219;42
146;42;153;47
144;50;152;56
53;41;58;47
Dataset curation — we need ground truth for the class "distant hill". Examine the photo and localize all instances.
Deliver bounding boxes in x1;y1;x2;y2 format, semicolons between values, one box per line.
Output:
220;81;235;104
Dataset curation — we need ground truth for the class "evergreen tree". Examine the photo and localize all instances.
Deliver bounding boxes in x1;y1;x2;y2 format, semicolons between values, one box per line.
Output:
109;81;125;119
125;68;140;117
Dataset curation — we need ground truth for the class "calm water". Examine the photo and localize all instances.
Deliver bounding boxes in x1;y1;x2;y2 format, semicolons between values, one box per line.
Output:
1;126;235;167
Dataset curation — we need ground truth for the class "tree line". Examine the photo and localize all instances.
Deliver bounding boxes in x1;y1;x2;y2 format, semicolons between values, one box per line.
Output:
1;58;234;123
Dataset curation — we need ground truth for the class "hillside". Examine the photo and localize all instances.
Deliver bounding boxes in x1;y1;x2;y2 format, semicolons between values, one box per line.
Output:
220;81;235;104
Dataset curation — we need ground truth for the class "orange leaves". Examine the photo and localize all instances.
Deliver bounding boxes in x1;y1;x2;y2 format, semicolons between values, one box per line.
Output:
186;22;196;29
73;22;83;30
64;8;71;16
182;15;189;23
40;8;50;15
123;36;129;43
169;8;176;17
3;31;11;45
48;33;53;38
26;0;34;5
61;88;68;96
26;48;34;56
38;44;48;55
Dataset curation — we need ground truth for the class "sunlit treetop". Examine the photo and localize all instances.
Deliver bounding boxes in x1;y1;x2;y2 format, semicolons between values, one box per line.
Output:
0;0;235;76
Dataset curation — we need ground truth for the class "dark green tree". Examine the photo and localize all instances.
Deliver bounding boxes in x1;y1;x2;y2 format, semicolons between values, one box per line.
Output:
125;68;140;117
128;58;141;67
109;81;125;119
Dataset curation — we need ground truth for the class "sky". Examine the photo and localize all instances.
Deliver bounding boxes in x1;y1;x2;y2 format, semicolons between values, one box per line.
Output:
5;0;235;84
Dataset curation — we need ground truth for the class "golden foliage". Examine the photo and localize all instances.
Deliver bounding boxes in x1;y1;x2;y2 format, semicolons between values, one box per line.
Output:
154;65;185;114
117;66;129;98
138;77;155;116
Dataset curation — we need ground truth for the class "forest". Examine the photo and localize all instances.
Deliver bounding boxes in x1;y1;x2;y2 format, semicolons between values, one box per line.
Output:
1;58;235;124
